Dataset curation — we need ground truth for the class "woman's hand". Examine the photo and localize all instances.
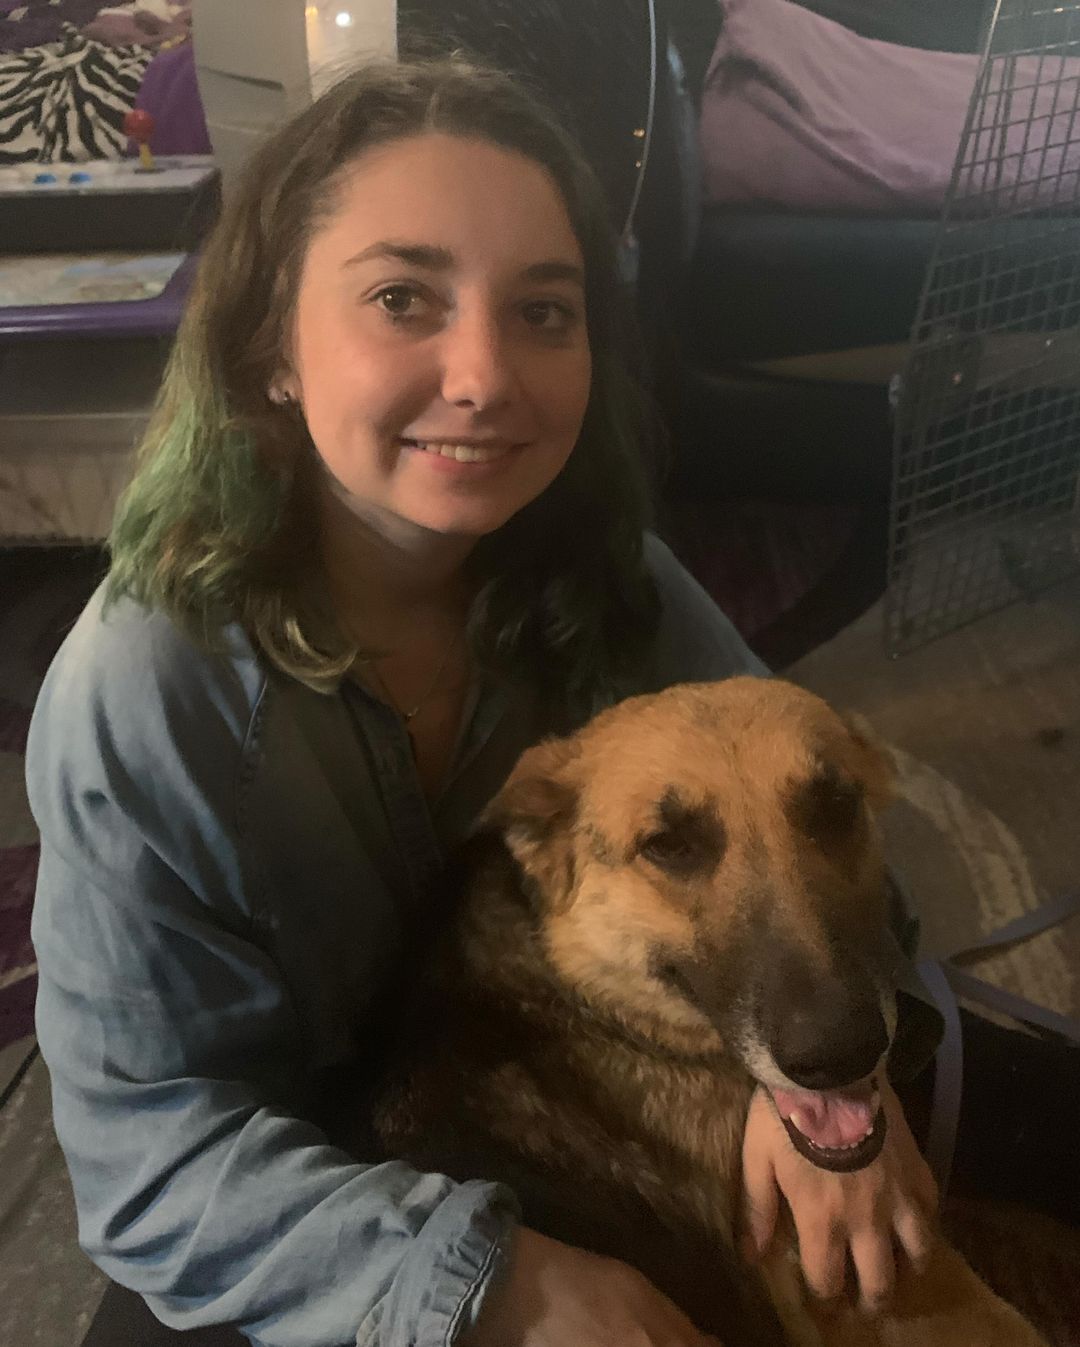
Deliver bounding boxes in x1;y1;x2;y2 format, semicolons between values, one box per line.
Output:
740;1077;938;1314
460;1226;723;1347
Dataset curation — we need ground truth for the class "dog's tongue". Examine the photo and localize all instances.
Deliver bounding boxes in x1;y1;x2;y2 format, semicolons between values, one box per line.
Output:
771;1084;877;1150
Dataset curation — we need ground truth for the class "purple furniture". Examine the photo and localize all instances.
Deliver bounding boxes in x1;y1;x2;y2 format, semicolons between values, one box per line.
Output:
0;253;198;341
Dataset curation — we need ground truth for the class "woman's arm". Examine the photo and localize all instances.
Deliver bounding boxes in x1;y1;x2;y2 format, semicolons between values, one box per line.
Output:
27;596;517;1347
33;842;516;1347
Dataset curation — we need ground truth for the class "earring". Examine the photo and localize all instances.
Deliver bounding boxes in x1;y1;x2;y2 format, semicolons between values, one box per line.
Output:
268;386;291;406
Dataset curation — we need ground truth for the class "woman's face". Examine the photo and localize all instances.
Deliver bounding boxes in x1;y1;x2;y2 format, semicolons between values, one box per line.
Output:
283;132;592;543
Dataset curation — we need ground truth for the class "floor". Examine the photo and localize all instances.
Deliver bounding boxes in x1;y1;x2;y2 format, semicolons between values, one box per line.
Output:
2;571;1079;1346
791;578;1080;1055
0;1033;106;1346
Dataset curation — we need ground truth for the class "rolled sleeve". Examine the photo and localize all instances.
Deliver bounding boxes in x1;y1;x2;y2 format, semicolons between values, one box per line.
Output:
356;1179;517;1347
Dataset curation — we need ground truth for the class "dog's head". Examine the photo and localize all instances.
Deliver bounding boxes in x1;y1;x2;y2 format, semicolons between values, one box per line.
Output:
480;676;901;1172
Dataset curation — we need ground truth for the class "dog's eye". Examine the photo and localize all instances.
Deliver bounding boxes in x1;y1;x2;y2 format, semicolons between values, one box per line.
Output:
639;793;727;876
817;781;861;830
640;829;699;873
788;769;863;842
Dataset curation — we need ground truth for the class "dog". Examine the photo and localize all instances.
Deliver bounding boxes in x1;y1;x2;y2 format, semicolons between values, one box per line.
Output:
372;677;1048;1347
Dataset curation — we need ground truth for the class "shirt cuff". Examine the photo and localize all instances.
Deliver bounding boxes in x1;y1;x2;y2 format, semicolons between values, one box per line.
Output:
356;1179;520;1347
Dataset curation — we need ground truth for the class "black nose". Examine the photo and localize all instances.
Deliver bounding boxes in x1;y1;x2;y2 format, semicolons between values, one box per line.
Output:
762;957;887;1090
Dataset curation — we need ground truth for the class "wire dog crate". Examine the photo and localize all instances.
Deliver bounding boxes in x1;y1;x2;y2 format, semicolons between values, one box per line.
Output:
886;0;1080;654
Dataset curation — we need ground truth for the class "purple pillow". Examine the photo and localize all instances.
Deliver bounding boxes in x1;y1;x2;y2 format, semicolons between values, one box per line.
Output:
700;0;1080;215
125;38;211;157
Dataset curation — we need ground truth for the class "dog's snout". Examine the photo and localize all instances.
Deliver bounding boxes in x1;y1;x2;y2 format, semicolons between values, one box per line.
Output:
762;953;888;1090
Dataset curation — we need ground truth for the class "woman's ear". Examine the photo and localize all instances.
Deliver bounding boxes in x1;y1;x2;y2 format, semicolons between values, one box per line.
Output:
268;369;300;405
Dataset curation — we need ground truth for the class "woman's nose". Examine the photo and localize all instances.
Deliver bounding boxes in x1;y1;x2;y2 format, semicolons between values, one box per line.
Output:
439;309;517;411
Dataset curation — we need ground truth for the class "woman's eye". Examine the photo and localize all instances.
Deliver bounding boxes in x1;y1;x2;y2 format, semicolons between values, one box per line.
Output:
521;299;576;332
372;285;425;320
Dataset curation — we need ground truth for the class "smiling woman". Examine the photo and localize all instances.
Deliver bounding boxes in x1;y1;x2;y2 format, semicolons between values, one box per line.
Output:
282;133;592;548
107;60;657;726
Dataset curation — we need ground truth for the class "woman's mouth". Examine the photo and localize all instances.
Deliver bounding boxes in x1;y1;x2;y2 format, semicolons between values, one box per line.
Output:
399;437;516;464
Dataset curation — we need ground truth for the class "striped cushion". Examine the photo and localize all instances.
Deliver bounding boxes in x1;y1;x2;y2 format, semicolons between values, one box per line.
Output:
0;26;151;164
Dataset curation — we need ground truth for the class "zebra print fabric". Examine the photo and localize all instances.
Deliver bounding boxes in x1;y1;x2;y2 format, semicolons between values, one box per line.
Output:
0;26;152;164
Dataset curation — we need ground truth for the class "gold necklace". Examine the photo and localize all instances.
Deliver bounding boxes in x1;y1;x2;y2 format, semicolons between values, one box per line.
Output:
358;631;459;723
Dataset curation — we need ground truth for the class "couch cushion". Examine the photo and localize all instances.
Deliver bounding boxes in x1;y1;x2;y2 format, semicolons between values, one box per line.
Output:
699;0;1080;216
684;206;1080;364
684;209;937;362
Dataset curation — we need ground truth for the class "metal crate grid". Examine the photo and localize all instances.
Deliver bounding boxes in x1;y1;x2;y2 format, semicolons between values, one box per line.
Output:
886;0;1080;653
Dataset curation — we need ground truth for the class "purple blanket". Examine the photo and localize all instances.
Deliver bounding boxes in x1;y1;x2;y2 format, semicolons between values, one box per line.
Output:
700;0;1080;215
0;0;105;51
127;39;211;156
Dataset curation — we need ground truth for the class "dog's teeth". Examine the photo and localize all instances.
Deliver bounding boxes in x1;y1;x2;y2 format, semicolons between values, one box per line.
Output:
843;1128;873;1150
790;1109;810;1135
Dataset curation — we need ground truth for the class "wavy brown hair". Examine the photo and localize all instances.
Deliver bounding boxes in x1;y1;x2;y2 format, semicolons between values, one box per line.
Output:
108;56;660;718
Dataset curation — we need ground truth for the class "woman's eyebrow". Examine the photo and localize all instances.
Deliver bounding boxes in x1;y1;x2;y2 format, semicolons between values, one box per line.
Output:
343;241;454;270
342;242;584;287
522;260;585;288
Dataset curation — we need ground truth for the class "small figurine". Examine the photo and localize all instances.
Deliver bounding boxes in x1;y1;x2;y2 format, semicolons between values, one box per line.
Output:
123;109;158;172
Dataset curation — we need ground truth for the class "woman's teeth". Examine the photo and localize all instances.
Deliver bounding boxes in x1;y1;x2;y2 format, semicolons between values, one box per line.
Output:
405;440;512;463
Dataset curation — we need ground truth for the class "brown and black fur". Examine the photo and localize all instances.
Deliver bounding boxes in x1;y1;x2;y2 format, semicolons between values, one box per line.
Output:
371;678;1048;1347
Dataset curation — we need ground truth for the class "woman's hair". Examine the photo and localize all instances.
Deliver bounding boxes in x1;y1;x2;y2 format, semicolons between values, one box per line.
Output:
108;56;660;718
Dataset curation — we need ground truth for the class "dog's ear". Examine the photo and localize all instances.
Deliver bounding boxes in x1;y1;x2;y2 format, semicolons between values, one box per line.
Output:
480;736;580;902
841;716;895;813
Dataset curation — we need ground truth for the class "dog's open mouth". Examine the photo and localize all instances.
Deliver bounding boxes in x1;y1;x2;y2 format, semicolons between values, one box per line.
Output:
769;1079;886;1172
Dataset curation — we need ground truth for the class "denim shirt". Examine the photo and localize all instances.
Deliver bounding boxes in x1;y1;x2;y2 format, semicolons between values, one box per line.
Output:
27;535;769;1347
